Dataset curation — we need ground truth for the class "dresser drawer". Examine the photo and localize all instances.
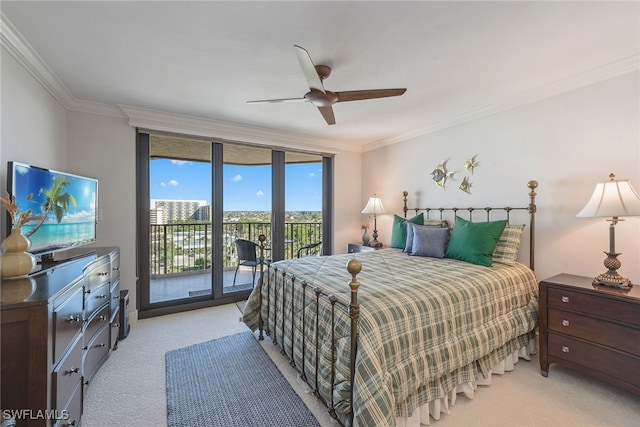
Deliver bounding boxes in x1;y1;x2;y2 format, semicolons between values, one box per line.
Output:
85;281;110;318
52;381;81;427
548;309;640;356
547;287;640;327
84;302;110;343
52;282;84;363
110;307;120;350
83;324;110;385
110;250;120;283
85;257;111;292
52;334;83;414
548;332;640;388
109;279;120;322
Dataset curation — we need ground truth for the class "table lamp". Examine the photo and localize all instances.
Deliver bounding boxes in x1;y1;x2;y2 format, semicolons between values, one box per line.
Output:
361;195;386;247
576;173;640;289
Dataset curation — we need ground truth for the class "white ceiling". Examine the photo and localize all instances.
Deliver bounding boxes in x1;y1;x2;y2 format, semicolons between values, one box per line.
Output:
1;1;639;152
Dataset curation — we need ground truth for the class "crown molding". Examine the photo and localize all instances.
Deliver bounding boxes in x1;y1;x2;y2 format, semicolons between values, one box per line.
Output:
1;13;125;118
118;105;351;155
364;54;640;152
1;13;72;109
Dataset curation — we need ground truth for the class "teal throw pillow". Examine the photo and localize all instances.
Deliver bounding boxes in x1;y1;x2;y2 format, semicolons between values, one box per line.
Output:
445;216;507;266
390;213;424;249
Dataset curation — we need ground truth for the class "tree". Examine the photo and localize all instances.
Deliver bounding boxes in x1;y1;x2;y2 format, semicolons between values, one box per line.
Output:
25;175;77;238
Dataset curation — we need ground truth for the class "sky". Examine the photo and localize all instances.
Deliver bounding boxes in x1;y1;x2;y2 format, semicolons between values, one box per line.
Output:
149;159;322;211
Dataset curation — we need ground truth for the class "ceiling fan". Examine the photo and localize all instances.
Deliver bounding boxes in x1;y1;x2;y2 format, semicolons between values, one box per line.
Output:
247;45;406;125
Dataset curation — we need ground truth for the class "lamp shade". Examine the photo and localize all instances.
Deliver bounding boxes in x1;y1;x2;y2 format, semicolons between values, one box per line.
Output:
361;196;386;214
576;174;640;218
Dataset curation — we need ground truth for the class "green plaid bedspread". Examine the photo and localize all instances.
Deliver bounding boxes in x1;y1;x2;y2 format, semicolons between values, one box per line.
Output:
242;248;539;427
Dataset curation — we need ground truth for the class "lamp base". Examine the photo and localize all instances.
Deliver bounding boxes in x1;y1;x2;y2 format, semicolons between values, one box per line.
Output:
593;251;632;290
369;239;383;248
592;273;633;290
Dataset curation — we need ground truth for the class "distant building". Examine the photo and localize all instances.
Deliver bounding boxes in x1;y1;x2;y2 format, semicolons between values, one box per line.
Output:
151;199;207;223
190;205;211;221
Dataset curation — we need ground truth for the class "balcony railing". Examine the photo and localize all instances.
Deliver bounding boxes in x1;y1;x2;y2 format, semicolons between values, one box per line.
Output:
150;221;322;276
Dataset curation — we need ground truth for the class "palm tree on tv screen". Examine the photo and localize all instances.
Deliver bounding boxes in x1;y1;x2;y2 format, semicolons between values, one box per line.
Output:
24;175;77;238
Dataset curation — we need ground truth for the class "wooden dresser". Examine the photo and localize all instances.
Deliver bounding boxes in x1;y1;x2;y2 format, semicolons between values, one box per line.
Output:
539;274;640;394
1;247;121;427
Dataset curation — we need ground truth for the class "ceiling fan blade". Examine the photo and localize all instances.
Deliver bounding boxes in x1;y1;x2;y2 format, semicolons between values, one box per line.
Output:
335;88;406;102
294;45;325;93
247;97;308;104
317;106;336;125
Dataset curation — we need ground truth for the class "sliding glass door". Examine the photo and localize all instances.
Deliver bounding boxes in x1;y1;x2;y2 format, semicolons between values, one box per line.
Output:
137;132;332;317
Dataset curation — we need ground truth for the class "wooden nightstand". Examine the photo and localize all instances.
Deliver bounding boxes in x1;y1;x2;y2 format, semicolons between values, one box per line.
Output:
539;274;640;394
346;243;388;254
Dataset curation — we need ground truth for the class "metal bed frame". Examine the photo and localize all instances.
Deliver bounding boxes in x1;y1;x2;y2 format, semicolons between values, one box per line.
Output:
254;180;538;426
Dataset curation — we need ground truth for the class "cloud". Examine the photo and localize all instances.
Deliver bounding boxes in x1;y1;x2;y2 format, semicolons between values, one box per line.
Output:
309;172;315;177
232;174;242;182
168;180;178;187
160;182;166;187
256;190;264;197
171;160;190;166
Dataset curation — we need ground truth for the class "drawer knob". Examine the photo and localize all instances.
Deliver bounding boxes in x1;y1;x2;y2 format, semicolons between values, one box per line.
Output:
66;315;81;323
562;320;570;327
62;420;77;426
98;272;109;276
112;322;120;328
99;315;108;321
561;296;569;303
98;342;107;348
113;267;120;271
66;367;79;375
562;346;570;353
97;294;109;299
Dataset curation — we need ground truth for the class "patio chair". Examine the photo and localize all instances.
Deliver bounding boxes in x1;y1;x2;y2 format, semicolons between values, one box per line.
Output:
233;239;266;287
296;241;322;258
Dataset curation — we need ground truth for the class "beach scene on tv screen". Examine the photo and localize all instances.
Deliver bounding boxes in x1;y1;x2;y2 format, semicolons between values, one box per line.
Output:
13;163;97;253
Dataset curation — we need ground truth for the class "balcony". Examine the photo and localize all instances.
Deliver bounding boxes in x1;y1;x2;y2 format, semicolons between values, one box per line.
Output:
149;221;321;302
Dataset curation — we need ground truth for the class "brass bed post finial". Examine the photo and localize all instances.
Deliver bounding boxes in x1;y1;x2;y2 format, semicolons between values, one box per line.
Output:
527;181;538;271
346;258;362;427
402;191;409;218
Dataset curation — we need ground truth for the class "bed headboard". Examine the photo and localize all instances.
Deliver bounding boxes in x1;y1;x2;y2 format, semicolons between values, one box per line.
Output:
402;180;538;270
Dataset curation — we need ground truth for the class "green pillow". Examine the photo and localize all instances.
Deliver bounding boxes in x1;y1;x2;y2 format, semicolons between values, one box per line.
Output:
445;216;507;266
390;213;424;249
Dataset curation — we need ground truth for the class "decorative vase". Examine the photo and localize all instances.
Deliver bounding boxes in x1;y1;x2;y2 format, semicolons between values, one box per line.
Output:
1;228;36;278
0;277;36;303
362;229;370;246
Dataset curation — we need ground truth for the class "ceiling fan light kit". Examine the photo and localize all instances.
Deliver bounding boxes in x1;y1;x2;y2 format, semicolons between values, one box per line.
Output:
247;45;406;125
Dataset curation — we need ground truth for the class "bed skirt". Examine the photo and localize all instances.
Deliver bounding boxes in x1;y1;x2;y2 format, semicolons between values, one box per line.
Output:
396;337;537;426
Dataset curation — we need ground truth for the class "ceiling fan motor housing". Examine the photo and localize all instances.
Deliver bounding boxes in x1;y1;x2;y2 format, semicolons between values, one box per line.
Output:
305;89;339;107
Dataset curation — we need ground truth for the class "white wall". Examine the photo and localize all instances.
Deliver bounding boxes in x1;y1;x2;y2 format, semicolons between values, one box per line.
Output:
1;48;67;185
362;71;640;284
66;111;137;311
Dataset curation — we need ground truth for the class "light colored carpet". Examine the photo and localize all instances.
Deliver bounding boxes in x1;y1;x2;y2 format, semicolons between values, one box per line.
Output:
82;303;640;427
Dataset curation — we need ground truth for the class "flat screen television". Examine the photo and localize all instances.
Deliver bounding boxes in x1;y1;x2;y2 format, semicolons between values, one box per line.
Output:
6;161;98;261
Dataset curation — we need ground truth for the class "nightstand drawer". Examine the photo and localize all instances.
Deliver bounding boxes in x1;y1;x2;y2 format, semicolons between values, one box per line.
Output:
548;332;640;387
548;309;640;356
547;287;640;327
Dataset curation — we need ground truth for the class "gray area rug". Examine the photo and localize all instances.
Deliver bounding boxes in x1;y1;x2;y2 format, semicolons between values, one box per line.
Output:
165;331;320;427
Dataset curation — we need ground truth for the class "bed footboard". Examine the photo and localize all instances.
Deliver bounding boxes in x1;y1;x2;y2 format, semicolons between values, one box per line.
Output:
256;235;361;426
